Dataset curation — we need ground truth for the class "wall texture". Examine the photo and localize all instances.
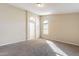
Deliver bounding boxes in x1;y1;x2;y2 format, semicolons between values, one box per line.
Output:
41;13;79;46
0;4;26;46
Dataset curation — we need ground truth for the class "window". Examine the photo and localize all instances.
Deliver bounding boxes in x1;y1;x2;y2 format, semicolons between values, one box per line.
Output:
43;19;48;35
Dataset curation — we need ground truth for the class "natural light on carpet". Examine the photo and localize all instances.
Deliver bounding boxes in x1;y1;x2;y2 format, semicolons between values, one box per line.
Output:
46;40;68;56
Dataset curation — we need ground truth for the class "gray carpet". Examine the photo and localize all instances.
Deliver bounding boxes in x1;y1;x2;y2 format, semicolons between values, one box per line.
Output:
0;39;79;56
0;39;57;56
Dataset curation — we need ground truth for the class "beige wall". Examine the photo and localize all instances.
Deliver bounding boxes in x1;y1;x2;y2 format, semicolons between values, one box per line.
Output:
41;13;79;46
0;4;26;46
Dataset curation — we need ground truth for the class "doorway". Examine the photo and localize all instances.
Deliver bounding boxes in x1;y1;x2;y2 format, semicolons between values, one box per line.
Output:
27;17;36;40
27;16;40;40
29;19;36;40
27;15;40;40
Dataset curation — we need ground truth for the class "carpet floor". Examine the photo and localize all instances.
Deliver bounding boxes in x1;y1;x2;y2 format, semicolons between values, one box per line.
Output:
0;39;79;56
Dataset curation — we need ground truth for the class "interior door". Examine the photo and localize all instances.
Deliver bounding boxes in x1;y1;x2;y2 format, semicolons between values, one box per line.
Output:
29;20;36;40
27;16;40;40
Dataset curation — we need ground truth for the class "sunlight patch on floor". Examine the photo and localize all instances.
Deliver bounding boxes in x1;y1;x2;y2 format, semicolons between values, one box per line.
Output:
46;40;68;56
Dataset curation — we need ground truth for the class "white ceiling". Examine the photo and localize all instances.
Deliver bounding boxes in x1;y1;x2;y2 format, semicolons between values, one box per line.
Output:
9;3;79;15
